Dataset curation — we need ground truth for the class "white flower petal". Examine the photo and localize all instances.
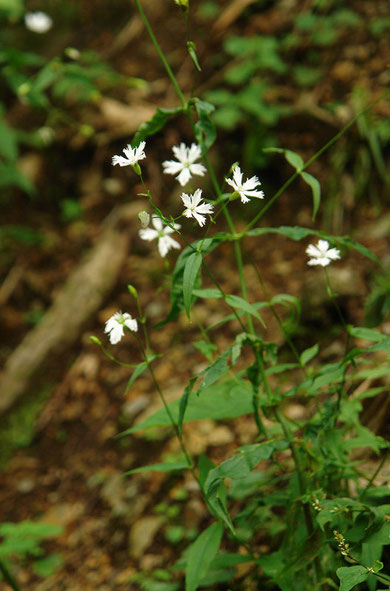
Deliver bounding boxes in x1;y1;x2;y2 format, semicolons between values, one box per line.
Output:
112;155;130;167
162;160;184;175
188;143;202;163
177;168;192;186
193;212;206;226
180;192;192;208
139;228;158;241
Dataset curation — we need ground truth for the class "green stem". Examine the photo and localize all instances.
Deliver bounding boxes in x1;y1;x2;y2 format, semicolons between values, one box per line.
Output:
359;449;389;500
274;408;320;583
0;561;21;591
134;0;187;108
245;94;388;233
137;336;194;470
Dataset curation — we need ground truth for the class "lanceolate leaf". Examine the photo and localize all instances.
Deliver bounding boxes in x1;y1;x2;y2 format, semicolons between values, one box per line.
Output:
155;236;224;328
183;252;203;319
185;522;223;591
132;106;184;145
198;356;229;392
194;99;216;152
178;377;197;436
225;294;266;327
124;461;190;476
301;171;321;220
264;147;304;171
119;378;253;436
246;226;380;265
125;354;160;392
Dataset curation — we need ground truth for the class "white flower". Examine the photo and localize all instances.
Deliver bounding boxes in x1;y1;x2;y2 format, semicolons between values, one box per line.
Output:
139;217;181;257
112;141;146;167
24;11;53;33
306;240;341;267
162;143;206;186
226;165;264;204
104;311;138;345
181;189;213;227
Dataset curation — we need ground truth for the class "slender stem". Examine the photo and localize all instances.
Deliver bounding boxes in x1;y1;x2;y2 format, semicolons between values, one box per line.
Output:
274;408;320;583
134;0;187;108
359;450;389;500
137;336;194;469
244;93;388;233
0;561;21;591
247;249;308;376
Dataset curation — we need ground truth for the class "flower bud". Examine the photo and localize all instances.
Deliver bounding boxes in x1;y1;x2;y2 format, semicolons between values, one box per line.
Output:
90;336;102;346
132;162;142;176
138;210;150;228
127;284;138;299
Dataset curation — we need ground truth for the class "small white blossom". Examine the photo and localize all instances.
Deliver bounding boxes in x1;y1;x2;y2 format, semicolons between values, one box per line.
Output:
138;210;150;228
162;143;206;186
139;217;181;257
24;11;53;33
226;165;264;204
112;141;146;167
104;311;138;345
181;189;213;227
306;240;341;267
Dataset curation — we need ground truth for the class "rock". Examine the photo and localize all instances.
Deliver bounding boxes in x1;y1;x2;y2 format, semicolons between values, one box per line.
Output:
129;515;163;558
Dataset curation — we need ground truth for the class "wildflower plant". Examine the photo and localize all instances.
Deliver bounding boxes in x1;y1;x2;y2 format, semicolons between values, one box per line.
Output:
92;3;390;591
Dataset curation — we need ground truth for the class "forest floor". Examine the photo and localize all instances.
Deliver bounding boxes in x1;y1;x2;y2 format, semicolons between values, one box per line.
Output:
0;1;390;590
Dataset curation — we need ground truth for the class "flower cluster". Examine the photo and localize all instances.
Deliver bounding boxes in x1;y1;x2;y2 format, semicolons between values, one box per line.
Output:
110;141;267;258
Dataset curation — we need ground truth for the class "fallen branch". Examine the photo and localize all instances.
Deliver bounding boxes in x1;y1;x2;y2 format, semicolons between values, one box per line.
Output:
0;203;142;416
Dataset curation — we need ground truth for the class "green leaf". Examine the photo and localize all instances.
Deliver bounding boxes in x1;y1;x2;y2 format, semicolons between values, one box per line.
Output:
246;226;380;265
33;554;63;577
300;344;319;366
185;522;223;591
155;236;223;328
336;566;369;591
194;99;216;152
225;294;266;327
125;354;159;392
198;357;229;392
178;377;197;436
187;41;201;72
198;454;215;489
132;106;184;145
119;378;253;435
183;252;203;319
265;147;304;171
193;340;217;362
205;442;278;492
192;288;222;299
124;461;190;475
301;171;321;220
349;326;387;342
206;481;235;534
